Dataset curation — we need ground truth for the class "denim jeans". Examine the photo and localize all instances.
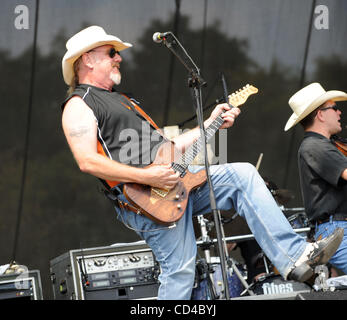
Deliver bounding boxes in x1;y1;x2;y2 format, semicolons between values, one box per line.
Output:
315;218;347;275
114;163;308;299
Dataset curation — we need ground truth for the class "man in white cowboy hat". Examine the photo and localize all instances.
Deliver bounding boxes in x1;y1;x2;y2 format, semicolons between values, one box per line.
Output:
285;82;347;275
61;26;343;299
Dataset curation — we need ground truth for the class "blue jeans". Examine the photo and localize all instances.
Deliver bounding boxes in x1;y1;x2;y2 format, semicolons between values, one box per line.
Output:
315;218;347;275
114;163;308;299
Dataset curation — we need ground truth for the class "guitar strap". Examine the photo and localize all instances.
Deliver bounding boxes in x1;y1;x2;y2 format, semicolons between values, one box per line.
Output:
98;93;163;190
121;94;162;132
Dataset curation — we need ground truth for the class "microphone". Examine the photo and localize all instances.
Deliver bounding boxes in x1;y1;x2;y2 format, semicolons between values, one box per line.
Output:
152;32;171;43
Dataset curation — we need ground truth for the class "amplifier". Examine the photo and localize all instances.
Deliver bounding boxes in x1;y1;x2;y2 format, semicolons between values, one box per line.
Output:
0;270;43;300
50;241;160;300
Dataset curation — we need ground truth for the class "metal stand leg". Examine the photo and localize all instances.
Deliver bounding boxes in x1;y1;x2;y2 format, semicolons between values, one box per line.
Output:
196;215;255;298
227;257;255;296
196;216;218;299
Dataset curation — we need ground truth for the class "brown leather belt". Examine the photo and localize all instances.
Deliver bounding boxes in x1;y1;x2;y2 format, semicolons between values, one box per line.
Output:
102;187;143;216
117;199;143;215
317;213;347;225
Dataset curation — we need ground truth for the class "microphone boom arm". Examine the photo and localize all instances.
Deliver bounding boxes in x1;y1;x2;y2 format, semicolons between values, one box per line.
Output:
160;32;206;88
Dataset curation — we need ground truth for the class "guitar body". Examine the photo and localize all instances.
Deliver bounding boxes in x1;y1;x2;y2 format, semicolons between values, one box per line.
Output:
123;141;207;225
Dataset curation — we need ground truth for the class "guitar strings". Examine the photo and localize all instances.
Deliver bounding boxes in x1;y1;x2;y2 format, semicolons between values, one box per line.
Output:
172;114;224;171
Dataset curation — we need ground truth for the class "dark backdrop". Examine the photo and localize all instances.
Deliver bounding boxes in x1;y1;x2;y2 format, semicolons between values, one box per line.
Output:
0;0;346;299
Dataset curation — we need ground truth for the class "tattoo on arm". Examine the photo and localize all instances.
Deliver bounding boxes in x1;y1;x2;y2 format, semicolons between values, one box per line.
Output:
68;125;91;138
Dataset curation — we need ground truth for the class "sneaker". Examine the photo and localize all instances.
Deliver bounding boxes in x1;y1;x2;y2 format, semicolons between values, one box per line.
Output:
288;227;344;282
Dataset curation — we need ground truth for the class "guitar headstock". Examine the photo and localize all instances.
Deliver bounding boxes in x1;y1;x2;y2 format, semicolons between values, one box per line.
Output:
228;84;258;108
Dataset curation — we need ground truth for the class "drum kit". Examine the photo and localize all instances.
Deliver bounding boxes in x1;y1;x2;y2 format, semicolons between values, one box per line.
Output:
192;180;313;300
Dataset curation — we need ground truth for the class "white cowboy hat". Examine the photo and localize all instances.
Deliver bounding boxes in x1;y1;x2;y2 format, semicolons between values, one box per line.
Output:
62;26;132;85
284;82;347;131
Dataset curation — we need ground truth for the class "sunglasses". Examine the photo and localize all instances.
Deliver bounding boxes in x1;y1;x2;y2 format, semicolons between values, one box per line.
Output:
88;47;120;58
108;47;120;58
319;105;339;112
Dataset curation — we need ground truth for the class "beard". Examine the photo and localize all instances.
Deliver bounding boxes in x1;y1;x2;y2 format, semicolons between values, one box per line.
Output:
110;71;121;85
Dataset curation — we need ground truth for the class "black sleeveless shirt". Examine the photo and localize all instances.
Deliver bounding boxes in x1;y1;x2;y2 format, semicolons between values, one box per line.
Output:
61;84;165;168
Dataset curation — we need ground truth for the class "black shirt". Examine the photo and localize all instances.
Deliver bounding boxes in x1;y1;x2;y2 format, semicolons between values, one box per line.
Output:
298;131;347;222
62;84;165;167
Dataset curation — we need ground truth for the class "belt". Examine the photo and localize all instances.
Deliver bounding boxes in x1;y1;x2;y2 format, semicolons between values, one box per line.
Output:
317;213;347;225
101;186;143;216
116;199;143;215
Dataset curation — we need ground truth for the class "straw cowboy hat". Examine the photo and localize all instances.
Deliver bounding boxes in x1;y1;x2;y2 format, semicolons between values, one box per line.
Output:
284;82;347;131
62;26;132;85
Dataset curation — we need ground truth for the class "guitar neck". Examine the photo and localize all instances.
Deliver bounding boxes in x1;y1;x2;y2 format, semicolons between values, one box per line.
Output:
171;84;258;175
172;112;224;174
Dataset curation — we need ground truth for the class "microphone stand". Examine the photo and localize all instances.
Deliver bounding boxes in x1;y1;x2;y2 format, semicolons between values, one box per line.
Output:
159;32;231;300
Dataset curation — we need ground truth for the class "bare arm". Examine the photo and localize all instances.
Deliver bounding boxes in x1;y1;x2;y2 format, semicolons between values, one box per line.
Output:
62;96;179;189
342;168;347;180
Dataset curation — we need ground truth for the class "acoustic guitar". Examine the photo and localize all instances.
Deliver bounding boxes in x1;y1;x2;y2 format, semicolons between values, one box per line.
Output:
123;85;258;225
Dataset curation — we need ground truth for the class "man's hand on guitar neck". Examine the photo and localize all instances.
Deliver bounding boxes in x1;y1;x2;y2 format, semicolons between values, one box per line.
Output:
172;103;241;152
207;103;241;129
